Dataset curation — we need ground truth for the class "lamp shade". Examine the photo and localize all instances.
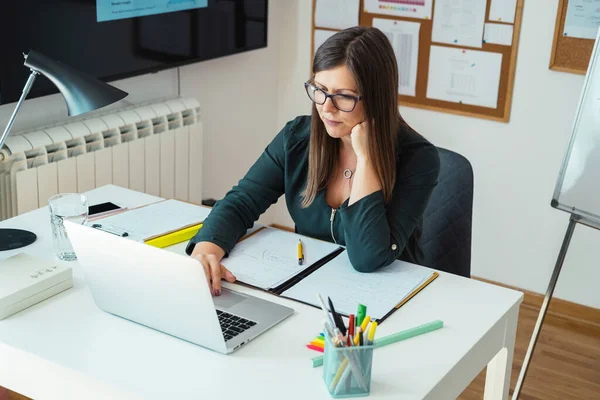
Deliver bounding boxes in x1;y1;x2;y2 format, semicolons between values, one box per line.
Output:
24;50;128;116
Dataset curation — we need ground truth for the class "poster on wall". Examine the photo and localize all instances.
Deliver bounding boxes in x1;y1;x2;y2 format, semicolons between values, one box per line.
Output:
372;18;420;96
431;0;487;49
97;0;208;22
563;0;600;39
364;0;433;20
426;46;502;109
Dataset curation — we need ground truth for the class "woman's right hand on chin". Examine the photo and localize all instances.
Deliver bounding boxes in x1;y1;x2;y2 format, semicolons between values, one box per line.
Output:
191;242;236;296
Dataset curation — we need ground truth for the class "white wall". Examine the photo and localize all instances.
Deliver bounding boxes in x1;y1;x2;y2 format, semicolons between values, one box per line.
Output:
399;0;600;309
179;0;286;225
274;0;600;309
0;1;287;226
2;0;598;308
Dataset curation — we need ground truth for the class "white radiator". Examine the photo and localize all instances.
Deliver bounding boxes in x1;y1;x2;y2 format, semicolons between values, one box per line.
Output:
0;97;203;221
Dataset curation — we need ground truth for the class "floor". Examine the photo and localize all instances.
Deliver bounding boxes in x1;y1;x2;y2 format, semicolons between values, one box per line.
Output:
6;290;600;400
458;297;600;400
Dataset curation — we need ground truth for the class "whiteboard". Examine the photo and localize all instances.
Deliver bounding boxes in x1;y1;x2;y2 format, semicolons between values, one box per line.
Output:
552;28;600;229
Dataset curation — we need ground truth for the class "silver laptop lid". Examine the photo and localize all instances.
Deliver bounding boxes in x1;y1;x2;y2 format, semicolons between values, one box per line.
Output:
65;220;227;354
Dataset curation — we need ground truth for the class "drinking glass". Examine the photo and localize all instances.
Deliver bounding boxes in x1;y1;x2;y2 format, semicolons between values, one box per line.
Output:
48;193;89;261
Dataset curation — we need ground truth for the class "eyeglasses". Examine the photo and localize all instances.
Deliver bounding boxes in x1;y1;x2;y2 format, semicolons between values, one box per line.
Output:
304;82;362;112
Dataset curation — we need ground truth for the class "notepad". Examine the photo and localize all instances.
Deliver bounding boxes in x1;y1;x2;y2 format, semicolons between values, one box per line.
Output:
221;227;342;291
88;199;211;243
280;251;438;321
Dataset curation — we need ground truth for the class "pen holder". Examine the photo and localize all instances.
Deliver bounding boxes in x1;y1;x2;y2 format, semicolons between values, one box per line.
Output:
322;333;374;398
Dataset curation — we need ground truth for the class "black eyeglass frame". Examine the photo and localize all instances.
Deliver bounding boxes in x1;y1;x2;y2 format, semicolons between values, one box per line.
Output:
304;81;362;112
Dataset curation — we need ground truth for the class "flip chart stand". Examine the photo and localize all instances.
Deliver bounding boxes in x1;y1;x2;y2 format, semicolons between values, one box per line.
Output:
512;214;597;399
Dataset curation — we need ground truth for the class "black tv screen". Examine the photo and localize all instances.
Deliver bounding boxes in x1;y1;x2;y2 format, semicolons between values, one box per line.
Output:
0;0;268;105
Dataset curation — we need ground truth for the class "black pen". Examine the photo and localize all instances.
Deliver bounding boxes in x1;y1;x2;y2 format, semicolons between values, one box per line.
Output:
328;296;346;336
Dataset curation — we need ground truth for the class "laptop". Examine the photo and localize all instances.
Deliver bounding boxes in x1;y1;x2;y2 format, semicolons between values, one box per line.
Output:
64;220;294;354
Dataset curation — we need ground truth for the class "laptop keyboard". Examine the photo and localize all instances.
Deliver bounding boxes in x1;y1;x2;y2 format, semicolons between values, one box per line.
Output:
217;310;256;341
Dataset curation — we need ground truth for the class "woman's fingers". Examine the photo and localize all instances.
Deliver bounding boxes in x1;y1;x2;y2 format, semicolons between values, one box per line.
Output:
221;265;236;283
193;254;222;296
207;255;222;295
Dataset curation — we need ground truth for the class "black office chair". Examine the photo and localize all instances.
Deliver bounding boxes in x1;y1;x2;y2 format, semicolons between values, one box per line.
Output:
420;147;473;278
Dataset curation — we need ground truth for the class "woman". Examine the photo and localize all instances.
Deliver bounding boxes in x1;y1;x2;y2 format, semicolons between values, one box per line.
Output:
186;26;440;296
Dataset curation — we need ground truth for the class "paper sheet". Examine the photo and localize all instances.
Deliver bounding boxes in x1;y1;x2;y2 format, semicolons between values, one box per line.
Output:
364;0;433;20
488;0;517;23
372;18;420;96
280;251;435;320
426;46;503;109
89;199;211;242
221;228;341;291
315;0;359;30
563;0;600;39
431;0;487;48
483;23;514;46
314;29;338;54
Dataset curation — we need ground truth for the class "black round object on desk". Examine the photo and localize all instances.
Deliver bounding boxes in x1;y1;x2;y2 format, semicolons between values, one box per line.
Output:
0;229;37;251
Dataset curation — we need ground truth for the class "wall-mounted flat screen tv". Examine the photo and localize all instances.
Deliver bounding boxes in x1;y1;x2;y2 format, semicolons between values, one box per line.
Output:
0;0;268;105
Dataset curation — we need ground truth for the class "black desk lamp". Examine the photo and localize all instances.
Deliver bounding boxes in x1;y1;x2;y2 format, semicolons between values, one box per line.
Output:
0;50;128;251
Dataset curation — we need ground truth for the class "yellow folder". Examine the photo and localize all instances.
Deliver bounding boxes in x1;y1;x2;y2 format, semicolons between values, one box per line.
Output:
144;223;203;248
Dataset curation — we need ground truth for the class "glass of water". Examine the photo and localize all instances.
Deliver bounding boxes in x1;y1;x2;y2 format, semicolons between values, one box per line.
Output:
48;193;89;261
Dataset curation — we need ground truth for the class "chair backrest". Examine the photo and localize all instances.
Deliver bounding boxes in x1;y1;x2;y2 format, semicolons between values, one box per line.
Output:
421;147;473;278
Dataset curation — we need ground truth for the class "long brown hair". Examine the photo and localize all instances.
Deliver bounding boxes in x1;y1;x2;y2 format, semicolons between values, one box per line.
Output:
301;26;402;208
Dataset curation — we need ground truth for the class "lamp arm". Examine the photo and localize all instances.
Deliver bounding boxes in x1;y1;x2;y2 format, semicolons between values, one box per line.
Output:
0;70;40;160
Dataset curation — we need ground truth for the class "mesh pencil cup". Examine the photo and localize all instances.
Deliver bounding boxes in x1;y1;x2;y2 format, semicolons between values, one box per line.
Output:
322;332;374;398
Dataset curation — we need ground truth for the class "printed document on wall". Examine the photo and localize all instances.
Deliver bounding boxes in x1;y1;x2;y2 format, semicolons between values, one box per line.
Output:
563;0;600;39
314;29;338;54
483;23;514;46
315;0;359;30
431;0;487;48
364;0;433;20
488;0;517;23
426;46;502;109
372;18;420;96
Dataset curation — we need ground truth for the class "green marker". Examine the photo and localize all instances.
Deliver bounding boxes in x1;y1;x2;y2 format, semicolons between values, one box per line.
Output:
311;320;444;368
356;304;367;327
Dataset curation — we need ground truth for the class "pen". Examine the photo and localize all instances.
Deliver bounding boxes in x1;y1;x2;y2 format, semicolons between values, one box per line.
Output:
91;223;129;237
316;293;336;330
360;315;371;333
328;297;347;336
354;315;371;346
367;321;378;345
297;239;304;265
348;314;355;346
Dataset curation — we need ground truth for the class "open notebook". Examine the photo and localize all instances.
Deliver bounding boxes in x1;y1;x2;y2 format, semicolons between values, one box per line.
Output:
221;227;438;323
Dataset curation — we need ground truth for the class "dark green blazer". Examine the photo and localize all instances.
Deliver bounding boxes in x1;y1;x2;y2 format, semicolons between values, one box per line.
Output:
186;115;440;272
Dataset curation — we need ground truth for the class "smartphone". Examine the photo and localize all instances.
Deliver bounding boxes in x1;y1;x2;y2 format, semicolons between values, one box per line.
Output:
88;202;123;217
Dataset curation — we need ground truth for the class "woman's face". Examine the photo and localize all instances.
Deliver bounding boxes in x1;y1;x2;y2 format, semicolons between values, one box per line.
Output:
313;65;364;139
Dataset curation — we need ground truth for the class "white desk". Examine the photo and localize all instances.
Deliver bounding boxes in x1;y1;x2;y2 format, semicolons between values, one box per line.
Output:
0;185;523;400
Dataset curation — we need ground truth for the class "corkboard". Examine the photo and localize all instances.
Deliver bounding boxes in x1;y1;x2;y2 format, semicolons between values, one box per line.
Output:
311;0;524;123
550;0;595;75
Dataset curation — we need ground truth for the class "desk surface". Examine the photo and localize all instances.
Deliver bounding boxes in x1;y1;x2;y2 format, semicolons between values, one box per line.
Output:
0;185;523;400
